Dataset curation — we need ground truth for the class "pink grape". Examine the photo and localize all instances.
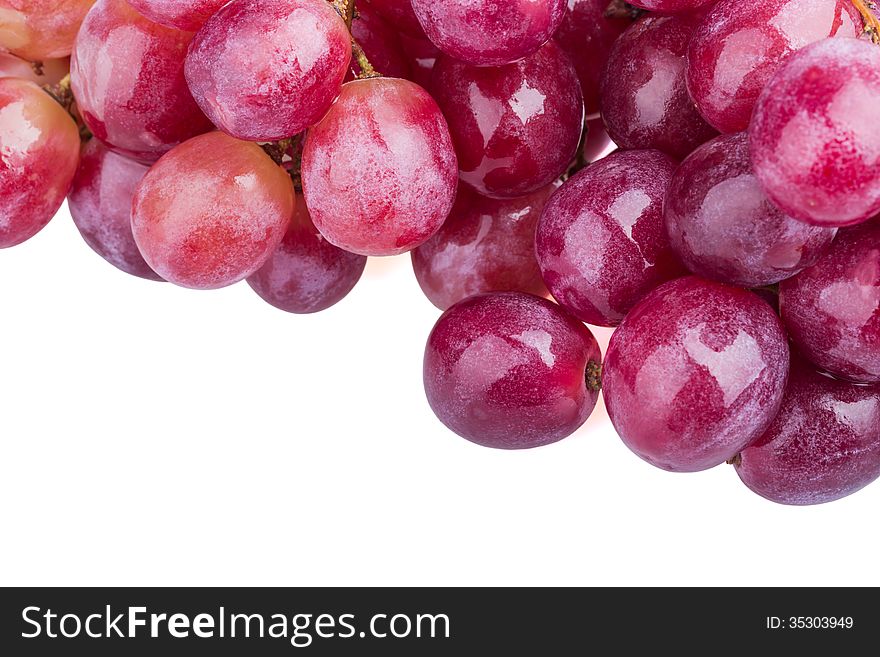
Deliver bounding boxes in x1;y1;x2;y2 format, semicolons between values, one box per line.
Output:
686;0;861;133
665;132;837;288
347;2;411;81
424;292;602;450
779;221;880;384
185;0;351;141
0;54;69;87
68;139;162;281
0;0;95;61
749;38;880;228
735;357;880;506
363;0;424;37
126;0;227;31
400;33;439;89
603;276;790;472
431;41;583;199
412;183;553;311
600;13;717;160
536;149;686;327
627;0;714;11
301;77;458;257
411;0;566;66
555;0;631;117
131;132;294;290
247;194;367;315
0;77;80;249
70;0;213;163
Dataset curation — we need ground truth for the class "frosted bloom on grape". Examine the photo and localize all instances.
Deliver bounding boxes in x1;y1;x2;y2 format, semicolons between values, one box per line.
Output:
0;78;80;248
431;41;583;199
412;183;553;311
750;38;880;227
536;150;686;327
185;0;351;142
126;0;227;31
603;276;790;472
424;292;602;450
68;139;162;281
411;0;566;66
628;0;714;11
247;194;367;315
736;357;880;506
686;0;861;133
779;221;880;384
131;132;294;290
0;0;95;61
301;78;458;257
665;133;837;287
70;0;214;163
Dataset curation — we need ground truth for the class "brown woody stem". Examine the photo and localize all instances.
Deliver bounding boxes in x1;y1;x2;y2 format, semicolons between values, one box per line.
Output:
604;0;645;20
852;0;880;43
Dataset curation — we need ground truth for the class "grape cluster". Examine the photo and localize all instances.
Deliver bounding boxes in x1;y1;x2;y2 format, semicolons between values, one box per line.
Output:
1;0;879;506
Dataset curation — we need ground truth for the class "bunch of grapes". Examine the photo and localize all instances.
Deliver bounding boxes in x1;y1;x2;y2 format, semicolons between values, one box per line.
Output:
1;0;879;506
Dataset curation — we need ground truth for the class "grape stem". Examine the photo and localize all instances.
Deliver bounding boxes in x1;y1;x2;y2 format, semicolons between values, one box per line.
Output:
261;135;304;191
329;0;382;79
604;1;645;20
42;74;92;141
852;0;880;43
727;454;743;467
586;361;603;393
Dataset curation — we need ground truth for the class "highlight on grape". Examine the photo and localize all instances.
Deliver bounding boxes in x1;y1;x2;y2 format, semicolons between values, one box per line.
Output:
1;0;878;506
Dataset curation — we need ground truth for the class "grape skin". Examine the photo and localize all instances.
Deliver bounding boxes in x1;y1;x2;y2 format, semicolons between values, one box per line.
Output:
68;139;162;281
0;53;69;87
0;0;95;61
0;77;80;249
363;0;424;37
602;276;790;472
131;132;295;290
347;2;411;81
126;0;228;31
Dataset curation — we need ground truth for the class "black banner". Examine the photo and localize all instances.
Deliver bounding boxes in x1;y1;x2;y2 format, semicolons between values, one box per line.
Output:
0;588;874;654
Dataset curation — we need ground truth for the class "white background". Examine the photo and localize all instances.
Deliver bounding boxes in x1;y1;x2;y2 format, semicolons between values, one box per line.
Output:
1;202;878;587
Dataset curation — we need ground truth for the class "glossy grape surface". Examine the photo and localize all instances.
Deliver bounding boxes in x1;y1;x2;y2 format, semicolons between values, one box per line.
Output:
600;13;717;160
302;78;458;257
412;183;553;311
0;78;80;249
348;2;411;81
779;221;880;384
424;292;601;450
131;132;294;290
364;0;424;37
71;0;213;162
68;139;162;281
431;41;583;199
686;0;861;133
628;0;714;11
126;0;227;31
736;357;880;506
665;132;837;287
411;0;566;66
0;0;95;61
536;149;685;327
247;194;367;315
750;38;880;227
185;0;351;141
603;276;790;472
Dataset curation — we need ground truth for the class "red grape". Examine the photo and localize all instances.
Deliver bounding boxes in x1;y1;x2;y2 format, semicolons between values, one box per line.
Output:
347;2;411;81
581;118;614;163
301;77;458;257
412;183;553;311
424;292;601;450
0;77;80;249
536;149;686;327
750;38;880;228
363;0;424;37
411;0;566;66
70;0;213;163
665;132;837;288
0;0;95;61
603;276;790;472
779;221;880;384
431;41;583;199
0;53;69;87
131;132;294;290
628;0;714;11
126;0;227;31
185;0;351;141
735;357;880;506
400;33;440;89
247;193;367;315
600;13;717;160
686;0;861;133
68;139;162;281
555;0;631;117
